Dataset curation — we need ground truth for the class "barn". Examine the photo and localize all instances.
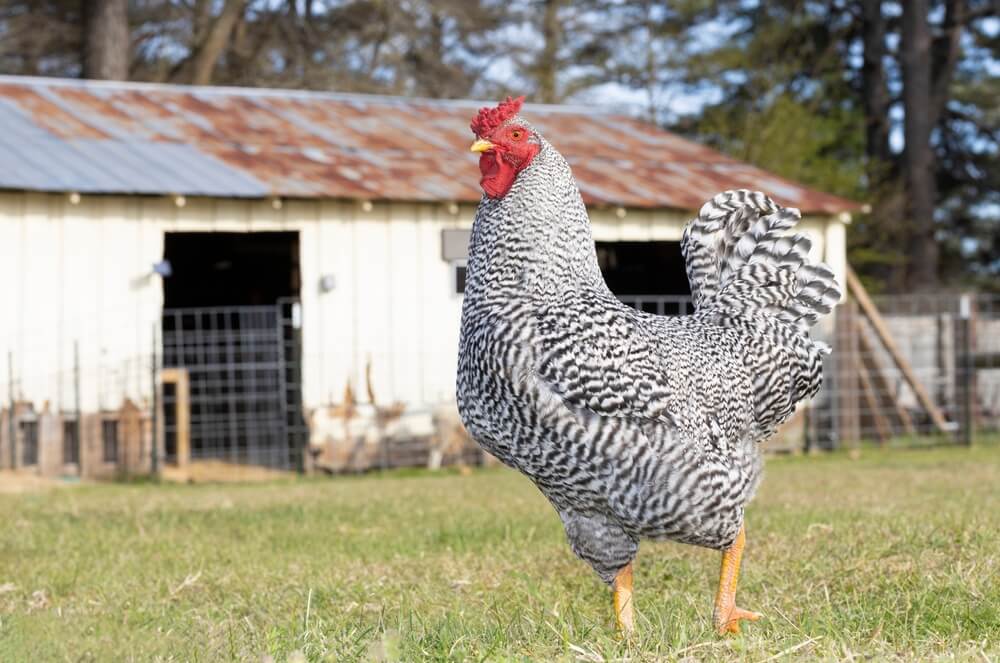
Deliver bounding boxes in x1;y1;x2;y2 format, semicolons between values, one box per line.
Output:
0;75;857;478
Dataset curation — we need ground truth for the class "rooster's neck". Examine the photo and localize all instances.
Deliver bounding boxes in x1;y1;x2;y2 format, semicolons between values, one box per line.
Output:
465;142;607;303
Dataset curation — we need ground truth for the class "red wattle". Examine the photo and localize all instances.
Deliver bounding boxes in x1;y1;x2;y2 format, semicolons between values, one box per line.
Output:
479;152;500;178
479;152;517;198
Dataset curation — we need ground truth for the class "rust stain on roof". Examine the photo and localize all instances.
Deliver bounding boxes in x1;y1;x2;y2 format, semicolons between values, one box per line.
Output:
0;76;859;214
0;83;110;140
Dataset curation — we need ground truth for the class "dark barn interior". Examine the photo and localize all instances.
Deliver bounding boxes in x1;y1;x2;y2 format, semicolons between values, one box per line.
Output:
596;241;693;315
162;232;300;308
160;232;303;469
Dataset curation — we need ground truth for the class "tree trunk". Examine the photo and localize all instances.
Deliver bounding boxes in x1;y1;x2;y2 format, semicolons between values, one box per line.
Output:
536;0;562;103
287;0;316;86
82;0;128;80
860;0;891;168
190;0;247;86
859;0;907;290
900;0;938;290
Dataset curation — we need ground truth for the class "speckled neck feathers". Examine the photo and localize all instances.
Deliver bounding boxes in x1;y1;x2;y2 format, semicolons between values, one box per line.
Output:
465;134;606;305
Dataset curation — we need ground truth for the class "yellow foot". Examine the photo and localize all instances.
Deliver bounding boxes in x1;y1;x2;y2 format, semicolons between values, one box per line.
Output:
712;524;761;635
714;604;762;635
613;563;635;636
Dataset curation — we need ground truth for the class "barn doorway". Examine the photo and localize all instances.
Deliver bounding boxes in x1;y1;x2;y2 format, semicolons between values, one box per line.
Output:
160;232;305;471
162;232;300;308
596;241;694;315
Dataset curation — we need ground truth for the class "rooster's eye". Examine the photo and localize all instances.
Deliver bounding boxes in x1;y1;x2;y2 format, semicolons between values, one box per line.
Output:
510;129;524;141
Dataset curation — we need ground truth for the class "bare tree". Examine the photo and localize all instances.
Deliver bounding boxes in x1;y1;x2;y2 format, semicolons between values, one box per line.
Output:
82;0;128;80
189;0;246;85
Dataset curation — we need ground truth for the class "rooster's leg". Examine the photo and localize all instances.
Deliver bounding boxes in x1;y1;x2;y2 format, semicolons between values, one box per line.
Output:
613;562;635;635
712;524;762;635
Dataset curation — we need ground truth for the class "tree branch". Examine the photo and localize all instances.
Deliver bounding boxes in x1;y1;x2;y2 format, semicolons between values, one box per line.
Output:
190;0;246;86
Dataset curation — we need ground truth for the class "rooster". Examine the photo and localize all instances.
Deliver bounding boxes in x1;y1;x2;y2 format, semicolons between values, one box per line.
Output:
456;97;840;635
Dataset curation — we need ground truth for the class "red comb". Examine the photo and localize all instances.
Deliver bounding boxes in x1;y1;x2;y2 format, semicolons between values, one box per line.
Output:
470;96;525;137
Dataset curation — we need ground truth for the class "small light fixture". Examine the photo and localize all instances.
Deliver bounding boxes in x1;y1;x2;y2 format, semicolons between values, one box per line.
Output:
360;200;373;213
319;274;336;293
174;195;186;208
615;206;627;219
446;202;459;215
271;197;283;210
152;260;173;278
68;192;81;205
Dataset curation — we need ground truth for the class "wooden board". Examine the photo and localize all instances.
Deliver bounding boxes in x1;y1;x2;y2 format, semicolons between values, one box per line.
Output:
846;268;950;433
856;351;892;445
160;368;190;468
856;322;917;435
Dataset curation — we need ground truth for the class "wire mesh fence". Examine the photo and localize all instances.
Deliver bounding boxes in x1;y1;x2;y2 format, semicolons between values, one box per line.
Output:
617;292;1000;450
160;302;303;470
616;295;695;317
2;293;998;480
0;300;308;479
816;292;1000;448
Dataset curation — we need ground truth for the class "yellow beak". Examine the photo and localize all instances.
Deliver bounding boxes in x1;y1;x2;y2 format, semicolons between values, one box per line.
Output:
470;139;494;153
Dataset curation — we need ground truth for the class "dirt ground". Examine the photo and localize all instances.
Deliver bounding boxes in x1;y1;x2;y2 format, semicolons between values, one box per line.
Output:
0;470;80;494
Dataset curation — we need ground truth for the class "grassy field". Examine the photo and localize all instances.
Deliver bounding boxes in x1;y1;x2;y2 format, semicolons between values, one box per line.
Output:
1;444;999;662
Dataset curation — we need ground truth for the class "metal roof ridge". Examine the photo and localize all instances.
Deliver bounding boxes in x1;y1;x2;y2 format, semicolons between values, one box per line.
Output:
0;75;615;115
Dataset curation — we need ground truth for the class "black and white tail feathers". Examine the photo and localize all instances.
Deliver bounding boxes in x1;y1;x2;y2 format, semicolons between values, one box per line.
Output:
681;190;842;434
681;189;842;338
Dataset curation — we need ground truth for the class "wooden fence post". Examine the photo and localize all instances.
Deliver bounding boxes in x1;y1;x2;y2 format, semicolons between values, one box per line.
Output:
835;300;861;447
954;294;975;446
160;368;190;467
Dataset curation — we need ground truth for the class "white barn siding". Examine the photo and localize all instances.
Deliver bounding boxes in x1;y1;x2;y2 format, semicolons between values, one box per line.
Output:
297;199;469;409
0;193;473;415
0;192;847;418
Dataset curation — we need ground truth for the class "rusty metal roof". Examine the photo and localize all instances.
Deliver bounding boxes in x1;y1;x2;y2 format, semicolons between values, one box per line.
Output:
0;76;858;214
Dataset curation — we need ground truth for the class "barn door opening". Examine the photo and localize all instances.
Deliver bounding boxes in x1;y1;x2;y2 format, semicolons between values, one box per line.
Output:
160;232;305;471
596;241;694;315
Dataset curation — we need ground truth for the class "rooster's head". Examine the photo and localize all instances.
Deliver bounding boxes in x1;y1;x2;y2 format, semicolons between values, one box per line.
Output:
469;96;541;199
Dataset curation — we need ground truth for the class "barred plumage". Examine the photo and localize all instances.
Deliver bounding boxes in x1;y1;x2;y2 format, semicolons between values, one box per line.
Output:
457;111;839;590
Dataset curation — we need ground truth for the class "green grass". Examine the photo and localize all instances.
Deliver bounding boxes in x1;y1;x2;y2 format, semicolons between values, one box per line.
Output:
2;444;999;662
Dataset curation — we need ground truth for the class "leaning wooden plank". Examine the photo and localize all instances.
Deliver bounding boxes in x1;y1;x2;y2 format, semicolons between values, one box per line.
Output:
856;321;917;435
846;267;950;434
